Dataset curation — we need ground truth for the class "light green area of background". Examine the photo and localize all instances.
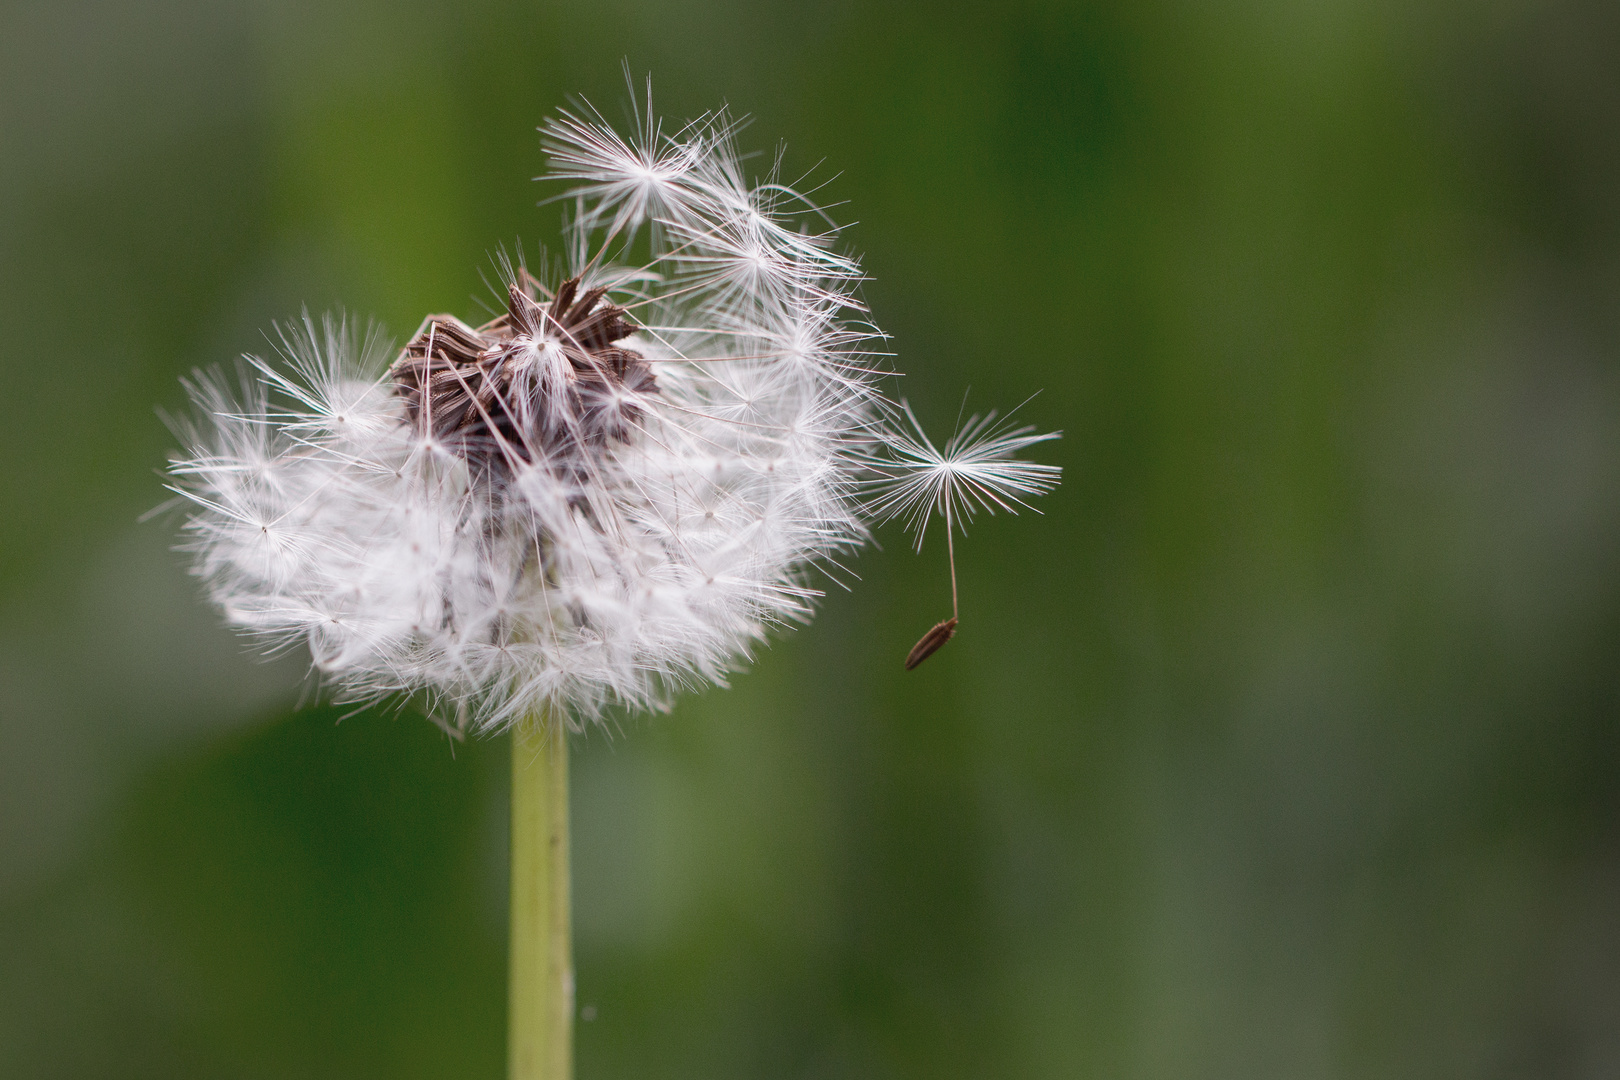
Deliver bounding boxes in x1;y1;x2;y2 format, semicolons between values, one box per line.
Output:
3;1;1620;1077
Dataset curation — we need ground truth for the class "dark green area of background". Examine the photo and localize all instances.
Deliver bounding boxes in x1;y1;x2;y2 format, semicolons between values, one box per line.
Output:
4;0;1620;1077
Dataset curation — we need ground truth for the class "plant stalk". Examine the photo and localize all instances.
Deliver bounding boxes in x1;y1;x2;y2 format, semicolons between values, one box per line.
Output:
509;714;573;1080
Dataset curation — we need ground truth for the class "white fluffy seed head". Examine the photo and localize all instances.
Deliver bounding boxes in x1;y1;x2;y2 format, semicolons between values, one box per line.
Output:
168;105;889;732
168;93;1060;730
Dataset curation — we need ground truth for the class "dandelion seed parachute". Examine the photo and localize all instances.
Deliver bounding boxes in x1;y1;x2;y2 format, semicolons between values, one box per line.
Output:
168;103;890;732
862;400;1063;669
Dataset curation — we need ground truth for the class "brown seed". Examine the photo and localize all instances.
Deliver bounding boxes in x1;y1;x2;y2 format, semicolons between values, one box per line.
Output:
389;275;655;474
904;617;959;670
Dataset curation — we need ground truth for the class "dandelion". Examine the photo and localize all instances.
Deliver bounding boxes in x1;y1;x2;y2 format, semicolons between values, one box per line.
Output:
865;400;1063;668
168;104;882;736
163;84;1058;1080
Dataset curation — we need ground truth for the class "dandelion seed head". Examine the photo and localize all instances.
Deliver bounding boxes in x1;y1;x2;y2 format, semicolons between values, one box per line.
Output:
168;100;897;731
167;85;1063;721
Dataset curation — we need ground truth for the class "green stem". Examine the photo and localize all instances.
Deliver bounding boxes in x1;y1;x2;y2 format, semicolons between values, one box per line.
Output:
509;714;573;1080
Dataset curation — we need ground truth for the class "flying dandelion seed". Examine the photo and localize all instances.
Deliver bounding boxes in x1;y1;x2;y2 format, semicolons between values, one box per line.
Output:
864;401;1063;668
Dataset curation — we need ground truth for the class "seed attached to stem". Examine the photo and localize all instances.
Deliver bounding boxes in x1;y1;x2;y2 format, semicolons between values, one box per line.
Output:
904;617;958;670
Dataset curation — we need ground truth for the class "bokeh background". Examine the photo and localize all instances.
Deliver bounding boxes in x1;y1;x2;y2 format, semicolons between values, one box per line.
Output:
4;0;1620;1077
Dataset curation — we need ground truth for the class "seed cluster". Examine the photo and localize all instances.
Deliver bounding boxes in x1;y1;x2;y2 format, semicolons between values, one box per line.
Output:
390;274;658;473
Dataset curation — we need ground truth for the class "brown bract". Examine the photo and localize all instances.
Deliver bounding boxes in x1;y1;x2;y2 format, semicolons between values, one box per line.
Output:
390;273;658;474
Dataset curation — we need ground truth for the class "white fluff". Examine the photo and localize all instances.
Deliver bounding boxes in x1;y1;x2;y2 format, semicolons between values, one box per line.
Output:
168;96;1060;728
169;104;884;731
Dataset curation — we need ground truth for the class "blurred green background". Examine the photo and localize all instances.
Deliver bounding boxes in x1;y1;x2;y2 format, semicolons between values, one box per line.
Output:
4;0;1620;1077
